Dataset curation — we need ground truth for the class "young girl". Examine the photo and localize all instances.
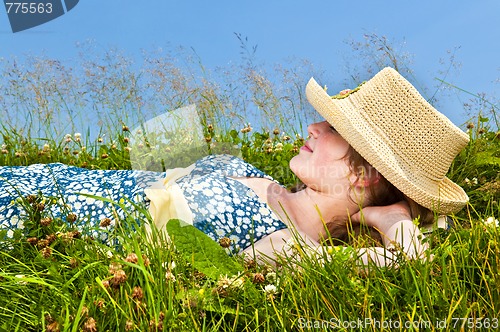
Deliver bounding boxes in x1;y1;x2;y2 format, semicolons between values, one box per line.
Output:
0;68;469;265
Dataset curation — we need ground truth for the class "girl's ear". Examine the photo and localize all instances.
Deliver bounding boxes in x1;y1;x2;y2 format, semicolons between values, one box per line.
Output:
355;166;381;188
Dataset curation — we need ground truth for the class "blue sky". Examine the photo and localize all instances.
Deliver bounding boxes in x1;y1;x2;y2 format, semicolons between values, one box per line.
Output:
1;0;499;127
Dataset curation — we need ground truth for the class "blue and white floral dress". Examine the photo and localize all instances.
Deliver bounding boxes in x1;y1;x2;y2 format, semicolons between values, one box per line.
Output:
0;155;287;252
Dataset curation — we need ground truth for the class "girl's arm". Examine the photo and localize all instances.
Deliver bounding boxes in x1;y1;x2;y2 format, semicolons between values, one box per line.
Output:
244;201;427;266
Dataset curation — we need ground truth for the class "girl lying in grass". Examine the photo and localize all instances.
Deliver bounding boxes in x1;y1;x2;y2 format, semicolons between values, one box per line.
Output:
0;68;469;266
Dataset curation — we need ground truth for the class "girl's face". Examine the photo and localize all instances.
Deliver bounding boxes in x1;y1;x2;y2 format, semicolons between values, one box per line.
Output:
290;121;354;195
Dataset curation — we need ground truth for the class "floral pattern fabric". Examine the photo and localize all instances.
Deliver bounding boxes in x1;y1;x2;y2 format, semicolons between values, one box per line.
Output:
176;155;287;253
0;163;161;242
0;155;287;252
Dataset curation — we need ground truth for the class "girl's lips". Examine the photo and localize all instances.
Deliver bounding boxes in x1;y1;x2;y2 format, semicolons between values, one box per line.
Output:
300;144;312;152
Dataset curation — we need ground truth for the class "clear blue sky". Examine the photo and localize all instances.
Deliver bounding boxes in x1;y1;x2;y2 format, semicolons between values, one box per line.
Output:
1;0;499;127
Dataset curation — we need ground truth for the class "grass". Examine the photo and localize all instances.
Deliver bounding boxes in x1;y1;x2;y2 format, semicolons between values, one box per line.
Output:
0;48;499;331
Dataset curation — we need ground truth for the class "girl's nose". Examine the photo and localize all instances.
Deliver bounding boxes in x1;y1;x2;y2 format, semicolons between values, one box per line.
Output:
307;121;327;138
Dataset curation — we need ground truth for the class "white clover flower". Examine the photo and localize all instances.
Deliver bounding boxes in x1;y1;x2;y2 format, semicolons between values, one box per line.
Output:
165;271;176;282
229;275;245;289
483;217;499;227
275;143;283;151
264;284;277;294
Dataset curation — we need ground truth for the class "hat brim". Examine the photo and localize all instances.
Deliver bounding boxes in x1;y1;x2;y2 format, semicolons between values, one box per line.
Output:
305;77;468;215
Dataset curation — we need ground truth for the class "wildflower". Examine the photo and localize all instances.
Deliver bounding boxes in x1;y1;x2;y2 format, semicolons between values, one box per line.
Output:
216;275;232;290
264;284;277;295
466;122;475;129
131;286;144;300
101;153;109;159
230;275;245;289
1;149;7;154
124;146;132;152
66;213;77;223
125;253;138;264
41;247;52;259
45;234;57;244
111;269;127;286
123;137;130;143
40;217;53;227
35;203;45;212
273;128;280;135
142;254;150;267
165;271;176;282
43;144;50;152
275;143;283;152
125;320;134;331
240;123;252;133
37;239;49;249
108;262;122;274
252;273;265;284
46;321;60;332
94;299;105;309
69;257;78;268
97;137;104;143
111;144;117;150
207;124;214;132
122;125;130;132
483;217;499;227
27;237;38;246
266;272;277;283
205;135;212;143
464;178;470;185
161;260;176;270
64;134;72;142
82;317;97;332
101;280;110;288
100;217;112;227
219;237;231;248
282;135;291;141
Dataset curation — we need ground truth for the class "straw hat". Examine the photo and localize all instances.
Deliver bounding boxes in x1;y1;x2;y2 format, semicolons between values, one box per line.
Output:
305;67;469;214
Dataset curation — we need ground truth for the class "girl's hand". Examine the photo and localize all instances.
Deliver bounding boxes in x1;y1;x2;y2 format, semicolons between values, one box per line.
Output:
351;201;412;235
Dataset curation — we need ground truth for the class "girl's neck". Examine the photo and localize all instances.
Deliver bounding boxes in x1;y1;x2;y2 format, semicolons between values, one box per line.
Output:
269;186;360;241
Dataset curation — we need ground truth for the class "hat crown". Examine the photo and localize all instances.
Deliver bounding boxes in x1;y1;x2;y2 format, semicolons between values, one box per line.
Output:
344;68;469;181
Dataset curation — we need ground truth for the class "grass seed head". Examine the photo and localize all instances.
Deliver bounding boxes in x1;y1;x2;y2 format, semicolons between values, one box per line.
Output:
99;217;112;227
131;286;144;300
40;217;53;227
82;317;97;332
125;253;138;264
219;237;231;248
41;247;52;259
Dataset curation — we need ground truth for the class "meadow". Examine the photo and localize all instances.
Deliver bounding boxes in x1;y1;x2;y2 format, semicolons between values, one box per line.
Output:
0;40;499;331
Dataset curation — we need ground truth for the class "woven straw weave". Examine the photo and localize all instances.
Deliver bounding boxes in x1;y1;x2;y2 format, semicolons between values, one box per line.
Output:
305;67;469;214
